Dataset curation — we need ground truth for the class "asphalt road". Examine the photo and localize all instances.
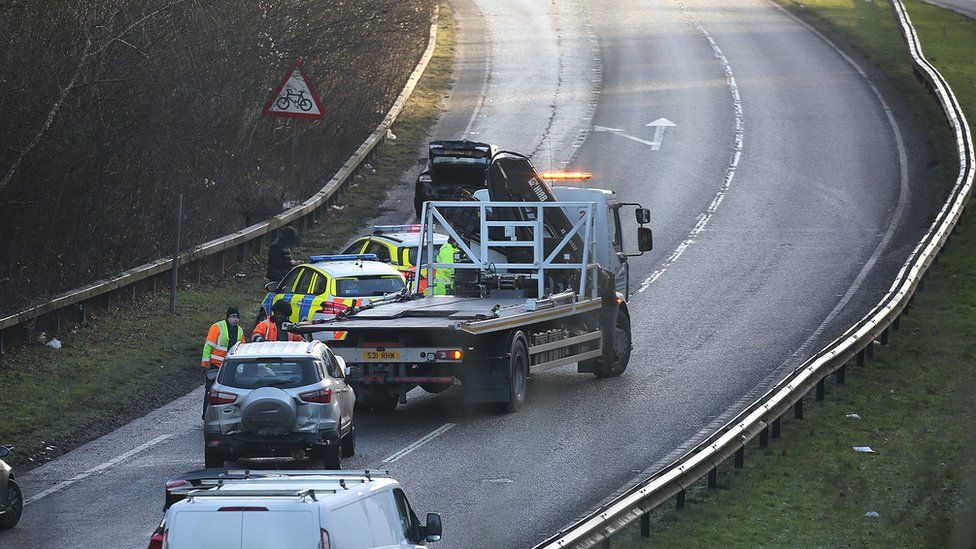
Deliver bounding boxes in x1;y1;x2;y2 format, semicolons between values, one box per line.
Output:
3;0;948;548
924;0;976;18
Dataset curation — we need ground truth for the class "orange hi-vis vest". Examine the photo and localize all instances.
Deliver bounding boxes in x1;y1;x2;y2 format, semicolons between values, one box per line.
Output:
201;320;245;369
251;318;302;343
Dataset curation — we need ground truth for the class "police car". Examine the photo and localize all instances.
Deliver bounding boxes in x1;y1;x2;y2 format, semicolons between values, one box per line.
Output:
342;225;448;291
259;254;406;339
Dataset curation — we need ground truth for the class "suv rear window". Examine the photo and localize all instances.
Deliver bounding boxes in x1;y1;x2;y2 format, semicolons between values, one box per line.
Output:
219;359;320;389
335;275;404;297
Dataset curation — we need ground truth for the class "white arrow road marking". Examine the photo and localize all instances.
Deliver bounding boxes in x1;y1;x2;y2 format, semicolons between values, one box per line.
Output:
646;118;677;150
593;121;675;149
381;423;456;463
25;434;175;504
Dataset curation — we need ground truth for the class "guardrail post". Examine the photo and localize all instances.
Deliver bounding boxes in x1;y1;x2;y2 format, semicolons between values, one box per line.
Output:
815;379;825;401
597;538;610;549
893;315;900;331
856;348;866;366
676;490;686;510
794;398;804;420
772;417;781;438
880;327;889;345
708;468;718;488
836;365;846;384
866;341;875;360
640;513;651;537
759;426;769;448
734;447;744;469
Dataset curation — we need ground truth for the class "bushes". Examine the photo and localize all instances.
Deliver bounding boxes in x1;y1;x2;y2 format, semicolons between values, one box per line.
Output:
0;0;432;313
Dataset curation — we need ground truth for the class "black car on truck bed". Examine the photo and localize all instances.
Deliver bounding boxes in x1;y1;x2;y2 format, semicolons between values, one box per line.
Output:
414;140;498;217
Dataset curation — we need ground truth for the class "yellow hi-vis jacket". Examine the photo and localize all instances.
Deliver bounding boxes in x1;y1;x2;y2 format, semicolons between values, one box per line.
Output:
201;320;245;369
433;241;458;295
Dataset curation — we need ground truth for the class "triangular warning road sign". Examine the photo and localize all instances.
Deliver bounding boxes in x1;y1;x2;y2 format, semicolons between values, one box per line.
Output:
263;59;324;119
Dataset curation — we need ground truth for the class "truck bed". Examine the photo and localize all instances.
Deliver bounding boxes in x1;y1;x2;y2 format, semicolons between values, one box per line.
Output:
299;295;603;335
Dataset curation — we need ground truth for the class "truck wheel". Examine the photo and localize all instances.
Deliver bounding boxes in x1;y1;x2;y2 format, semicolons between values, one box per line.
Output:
0;480;23;530
204;447;224;469
501;332;529;413
369;391;399;413
341;425;356;458
594;307;631;378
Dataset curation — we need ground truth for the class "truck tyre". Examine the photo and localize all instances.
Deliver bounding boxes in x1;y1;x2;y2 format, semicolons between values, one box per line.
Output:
367;390;399;413
204;447;224;469
501;332;529;413
594;307;631;378
341;425;356;458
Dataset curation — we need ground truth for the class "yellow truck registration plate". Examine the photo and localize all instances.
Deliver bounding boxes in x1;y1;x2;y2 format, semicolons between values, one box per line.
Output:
362;350;399;361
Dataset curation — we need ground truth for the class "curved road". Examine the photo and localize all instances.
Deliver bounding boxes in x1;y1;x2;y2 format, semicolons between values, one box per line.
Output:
4;0;944;547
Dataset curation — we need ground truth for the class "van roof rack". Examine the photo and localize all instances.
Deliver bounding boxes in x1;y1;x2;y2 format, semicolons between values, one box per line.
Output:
187;488;324;501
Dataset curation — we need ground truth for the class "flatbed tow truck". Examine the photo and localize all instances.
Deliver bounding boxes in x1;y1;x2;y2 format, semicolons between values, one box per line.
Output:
290;148;652;412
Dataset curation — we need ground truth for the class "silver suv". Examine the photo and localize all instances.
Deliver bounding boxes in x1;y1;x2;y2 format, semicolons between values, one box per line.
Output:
204;341;356;469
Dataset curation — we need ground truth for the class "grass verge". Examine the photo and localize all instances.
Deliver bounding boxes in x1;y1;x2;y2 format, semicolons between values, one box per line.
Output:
615;1;976;546
0;2;456;471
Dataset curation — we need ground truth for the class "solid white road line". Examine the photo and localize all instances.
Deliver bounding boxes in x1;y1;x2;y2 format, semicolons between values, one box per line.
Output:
24;433;175;504
381;423;456;464
767;0;910;366
639;1;744;292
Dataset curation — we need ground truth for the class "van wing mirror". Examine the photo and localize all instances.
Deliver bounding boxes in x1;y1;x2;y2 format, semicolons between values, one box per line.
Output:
424;513;443;542
637;227;653;252
265;281;280;292
635;208;650;224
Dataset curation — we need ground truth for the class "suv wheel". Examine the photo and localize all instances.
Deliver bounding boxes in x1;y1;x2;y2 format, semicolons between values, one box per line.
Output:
341;426;356;458
317;445;342;470
204;447;223;469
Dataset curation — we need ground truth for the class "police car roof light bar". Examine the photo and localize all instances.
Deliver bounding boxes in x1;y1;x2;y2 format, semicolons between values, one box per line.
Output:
373;224;422;235
308;254;379;263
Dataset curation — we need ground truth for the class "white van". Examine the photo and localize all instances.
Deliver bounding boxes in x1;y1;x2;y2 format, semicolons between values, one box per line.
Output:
149;471;441;549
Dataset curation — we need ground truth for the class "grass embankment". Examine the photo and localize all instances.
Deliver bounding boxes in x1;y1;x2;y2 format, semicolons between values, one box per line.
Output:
617;1;976;547
0;3;456;470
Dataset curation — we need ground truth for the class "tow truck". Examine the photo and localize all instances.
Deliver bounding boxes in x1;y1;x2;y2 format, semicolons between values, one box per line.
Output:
291;148;652;412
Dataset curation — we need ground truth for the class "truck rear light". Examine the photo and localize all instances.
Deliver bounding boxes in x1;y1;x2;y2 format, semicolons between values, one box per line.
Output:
218;506;268;511
300;388;332;404
208;391;237;405
435;350;462;360
321;529;331;549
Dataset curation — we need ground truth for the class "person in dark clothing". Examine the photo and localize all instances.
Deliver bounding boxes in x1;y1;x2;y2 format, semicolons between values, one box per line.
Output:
267;226;300;282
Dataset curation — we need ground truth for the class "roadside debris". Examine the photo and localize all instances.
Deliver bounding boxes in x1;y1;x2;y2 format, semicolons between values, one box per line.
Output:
846;413;861;419
853;446;875;453
865;511;880;518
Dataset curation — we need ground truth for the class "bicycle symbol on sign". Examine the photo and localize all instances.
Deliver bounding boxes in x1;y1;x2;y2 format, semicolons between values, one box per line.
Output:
276;87;313;112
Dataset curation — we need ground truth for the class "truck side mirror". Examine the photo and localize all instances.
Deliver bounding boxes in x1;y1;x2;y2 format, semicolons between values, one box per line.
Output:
637;227;653;252
424;513;443;542
635;208;650;224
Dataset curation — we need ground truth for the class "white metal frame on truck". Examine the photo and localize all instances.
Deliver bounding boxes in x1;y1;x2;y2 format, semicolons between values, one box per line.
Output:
414;200;598;299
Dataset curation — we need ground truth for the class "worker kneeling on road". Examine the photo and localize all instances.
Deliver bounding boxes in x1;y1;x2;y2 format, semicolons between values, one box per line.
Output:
433;238;459;295
251;300;303;342
201;307;246;418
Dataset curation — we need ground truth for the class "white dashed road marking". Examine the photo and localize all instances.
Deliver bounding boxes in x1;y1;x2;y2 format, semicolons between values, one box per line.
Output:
639;1;744;293
25;433;174;504
381;423;456;464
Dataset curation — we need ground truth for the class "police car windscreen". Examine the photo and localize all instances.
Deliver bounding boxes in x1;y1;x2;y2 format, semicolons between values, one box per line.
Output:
405;245;442;266
219;359;319;390
336;275;404;297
